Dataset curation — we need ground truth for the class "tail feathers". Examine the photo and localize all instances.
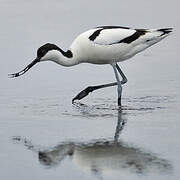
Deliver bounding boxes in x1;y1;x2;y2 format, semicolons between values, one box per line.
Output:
157;28;173;36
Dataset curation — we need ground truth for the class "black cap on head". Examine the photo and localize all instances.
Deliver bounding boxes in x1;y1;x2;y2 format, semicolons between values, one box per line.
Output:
37;43;61;58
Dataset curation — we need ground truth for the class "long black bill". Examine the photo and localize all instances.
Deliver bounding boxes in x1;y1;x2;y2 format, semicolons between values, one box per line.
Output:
8;57;40;78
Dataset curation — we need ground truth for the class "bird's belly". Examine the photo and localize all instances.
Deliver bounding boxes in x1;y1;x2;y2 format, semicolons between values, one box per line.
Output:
85;58;115;65
79;45;134;65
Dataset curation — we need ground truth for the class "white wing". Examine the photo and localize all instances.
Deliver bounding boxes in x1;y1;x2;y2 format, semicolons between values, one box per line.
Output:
89;26;137;45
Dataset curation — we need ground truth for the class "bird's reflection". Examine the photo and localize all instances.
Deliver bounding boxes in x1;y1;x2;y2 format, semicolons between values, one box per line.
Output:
12;110;172;178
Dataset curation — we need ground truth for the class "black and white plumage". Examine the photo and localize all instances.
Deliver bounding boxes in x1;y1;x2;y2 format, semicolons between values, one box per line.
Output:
9;26;172;106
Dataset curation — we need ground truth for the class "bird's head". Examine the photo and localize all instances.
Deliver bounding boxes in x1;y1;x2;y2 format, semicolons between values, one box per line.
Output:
9;43;60;78
37;43;62;61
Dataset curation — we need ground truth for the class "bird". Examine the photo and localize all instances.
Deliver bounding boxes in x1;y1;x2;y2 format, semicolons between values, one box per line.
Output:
9;26;172;106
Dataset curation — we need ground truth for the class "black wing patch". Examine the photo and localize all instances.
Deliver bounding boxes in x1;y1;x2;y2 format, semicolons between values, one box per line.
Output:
89;29;102;41
96;26;130;29
157;28;173;36
119;29;147;44
89;28;147;45
89;26;130;41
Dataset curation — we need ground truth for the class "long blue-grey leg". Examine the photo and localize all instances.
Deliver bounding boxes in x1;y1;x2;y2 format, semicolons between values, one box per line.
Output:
112;63;122;106
116;64;128;84
72;82;117;103
72;64;128;103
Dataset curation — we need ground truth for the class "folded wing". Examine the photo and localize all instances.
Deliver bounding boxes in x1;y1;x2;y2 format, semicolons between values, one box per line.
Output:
89;26;147;45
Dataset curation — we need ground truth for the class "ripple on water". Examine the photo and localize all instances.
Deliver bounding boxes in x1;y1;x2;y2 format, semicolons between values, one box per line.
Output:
4;95;174;119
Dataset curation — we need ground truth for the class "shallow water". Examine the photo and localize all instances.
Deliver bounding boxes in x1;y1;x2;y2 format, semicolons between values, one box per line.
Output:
0;0;180;180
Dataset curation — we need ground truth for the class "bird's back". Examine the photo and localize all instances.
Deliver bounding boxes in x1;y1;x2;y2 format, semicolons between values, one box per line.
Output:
70;26;172;64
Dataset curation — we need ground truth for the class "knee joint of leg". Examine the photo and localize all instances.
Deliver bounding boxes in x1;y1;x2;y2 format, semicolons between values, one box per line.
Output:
122;78;128;84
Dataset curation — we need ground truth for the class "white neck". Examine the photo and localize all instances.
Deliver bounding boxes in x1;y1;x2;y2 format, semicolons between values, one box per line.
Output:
43;49;79;67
